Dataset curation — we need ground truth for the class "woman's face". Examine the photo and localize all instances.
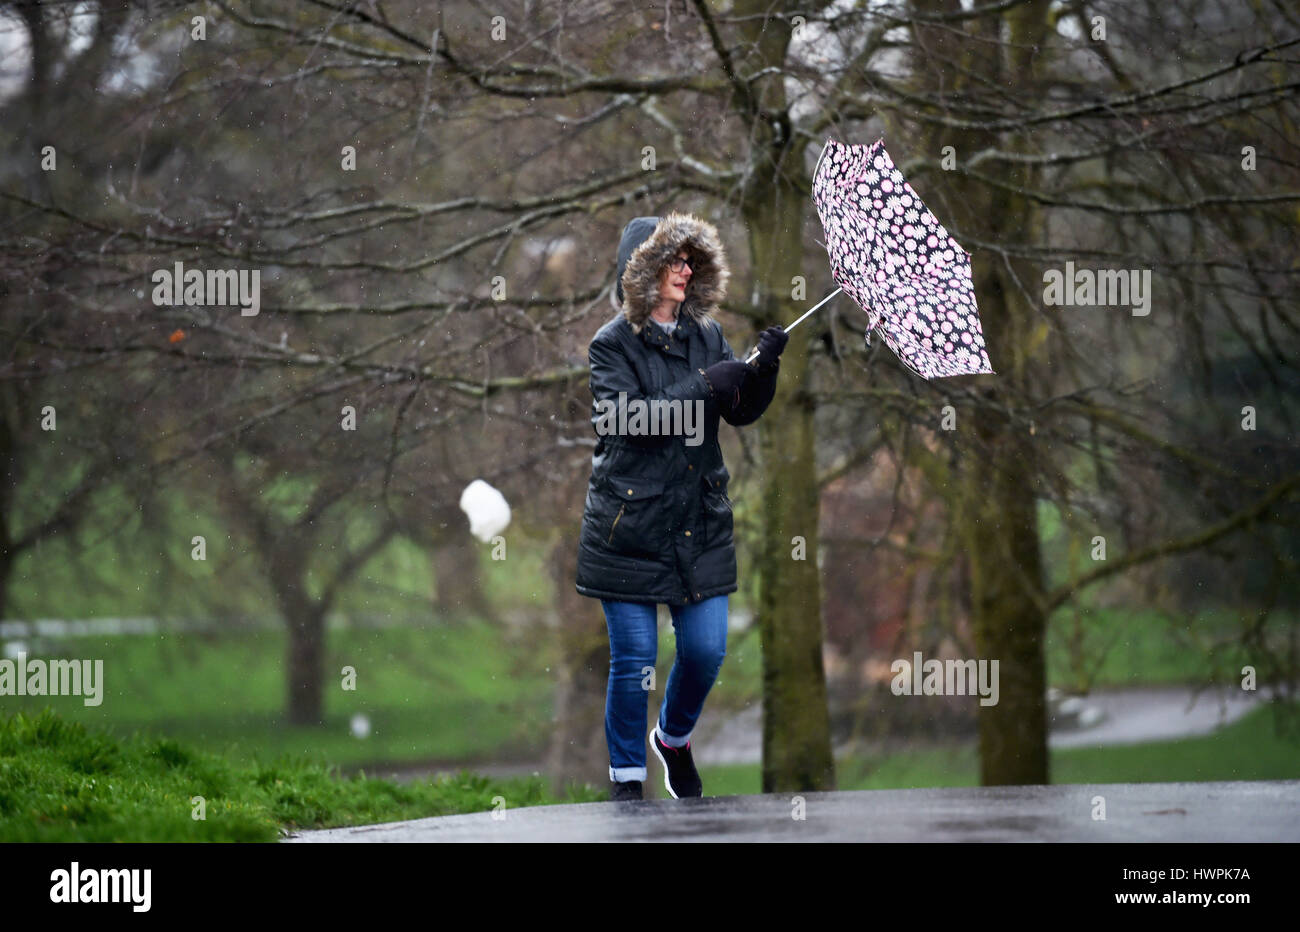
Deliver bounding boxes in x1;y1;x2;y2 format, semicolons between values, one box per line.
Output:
658;248;693;306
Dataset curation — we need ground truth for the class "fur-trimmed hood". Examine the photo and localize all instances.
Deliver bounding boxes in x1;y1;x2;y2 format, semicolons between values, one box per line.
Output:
611;212;730;335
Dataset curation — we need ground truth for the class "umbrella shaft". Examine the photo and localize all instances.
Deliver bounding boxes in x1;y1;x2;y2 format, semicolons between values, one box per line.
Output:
743;287;843;364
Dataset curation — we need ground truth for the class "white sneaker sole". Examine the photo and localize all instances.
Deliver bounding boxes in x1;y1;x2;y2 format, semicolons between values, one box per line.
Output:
649;725;681;799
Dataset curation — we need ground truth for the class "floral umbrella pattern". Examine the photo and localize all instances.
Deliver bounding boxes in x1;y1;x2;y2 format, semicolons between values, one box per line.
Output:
812;137;995;379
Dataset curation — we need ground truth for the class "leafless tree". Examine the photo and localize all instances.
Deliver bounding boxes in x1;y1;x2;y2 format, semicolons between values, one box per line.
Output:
2;0;1295;790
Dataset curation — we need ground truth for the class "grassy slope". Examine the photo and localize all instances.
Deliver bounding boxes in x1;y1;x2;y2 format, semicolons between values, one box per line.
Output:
2;619;560;767
0;709;606;842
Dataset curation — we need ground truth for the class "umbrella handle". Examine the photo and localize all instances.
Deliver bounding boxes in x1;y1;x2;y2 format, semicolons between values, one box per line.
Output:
743;287;844;364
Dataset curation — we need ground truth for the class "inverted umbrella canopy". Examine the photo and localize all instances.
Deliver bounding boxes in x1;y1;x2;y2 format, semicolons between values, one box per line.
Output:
812;137;995;379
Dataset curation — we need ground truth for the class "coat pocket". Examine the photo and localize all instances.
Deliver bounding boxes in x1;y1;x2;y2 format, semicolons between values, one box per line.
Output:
601;473;668;557
702;486;734;549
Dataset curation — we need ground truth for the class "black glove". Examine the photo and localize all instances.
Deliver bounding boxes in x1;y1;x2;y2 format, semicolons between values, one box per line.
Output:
752;325;788;371
730;364;778;426
700;360;750;417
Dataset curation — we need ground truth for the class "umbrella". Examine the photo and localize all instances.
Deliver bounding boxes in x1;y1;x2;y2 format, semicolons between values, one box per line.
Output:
746;137;994;379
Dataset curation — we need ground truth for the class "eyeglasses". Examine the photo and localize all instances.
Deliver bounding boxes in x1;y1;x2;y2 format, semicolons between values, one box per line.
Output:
667;256;693;273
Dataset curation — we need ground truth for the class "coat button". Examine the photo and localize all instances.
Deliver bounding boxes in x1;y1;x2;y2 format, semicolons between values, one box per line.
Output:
684;530;691;536
688;464;694;470
626;489;633;495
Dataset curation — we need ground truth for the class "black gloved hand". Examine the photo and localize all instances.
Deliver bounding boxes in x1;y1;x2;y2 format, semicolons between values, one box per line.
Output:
701;360;750;417
753;325;789;371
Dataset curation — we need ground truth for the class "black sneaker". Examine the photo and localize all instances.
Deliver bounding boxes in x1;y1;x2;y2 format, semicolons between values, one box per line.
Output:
649;727;702;798
609;779;643;801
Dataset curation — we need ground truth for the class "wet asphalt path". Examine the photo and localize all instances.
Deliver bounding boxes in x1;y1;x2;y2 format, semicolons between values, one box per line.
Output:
283;779;1299;843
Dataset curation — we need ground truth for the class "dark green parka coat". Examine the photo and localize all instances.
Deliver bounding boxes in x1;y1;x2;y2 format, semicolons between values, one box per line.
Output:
574;212;780;606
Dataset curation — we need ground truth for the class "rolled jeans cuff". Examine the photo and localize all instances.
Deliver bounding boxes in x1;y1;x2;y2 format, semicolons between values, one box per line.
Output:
610;765;647;782
654;722;692;748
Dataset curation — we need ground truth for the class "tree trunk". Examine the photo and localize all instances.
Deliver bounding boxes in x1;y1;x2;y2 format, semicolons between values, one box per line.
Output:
904;0;1053;785
544;531;609;796
743;136;836;793
268;543;327;727
0;387;13;622
0;540;10;627
432;531;491;621
285;606;327;726
964;402;1049;783
968;1;1052;784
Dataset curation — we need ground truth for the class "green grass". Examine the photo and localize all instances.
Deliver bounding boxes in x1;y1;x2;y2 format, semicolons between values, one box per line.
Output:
2;619;560;768
5;701;1295;841
1045;605;1257;690
0;605;766;775
1;604;1268;776
0;709;606;842
697;701;1300;796
10;471;1276;773
1035;498;1278;690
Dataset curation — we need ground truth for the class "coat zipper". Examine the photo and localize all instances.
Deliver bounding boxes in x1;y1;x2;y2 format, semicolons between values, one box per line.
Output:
607;503;626;544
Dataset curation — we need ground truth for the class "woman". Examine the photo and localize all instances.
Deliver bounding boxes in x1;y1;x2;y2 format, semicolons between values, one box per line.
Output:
575;212;788;801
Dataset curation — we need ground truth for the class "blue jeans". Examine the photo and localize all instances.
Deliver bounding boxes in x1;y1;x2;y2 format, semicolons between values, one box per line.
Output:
601;595;728;782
